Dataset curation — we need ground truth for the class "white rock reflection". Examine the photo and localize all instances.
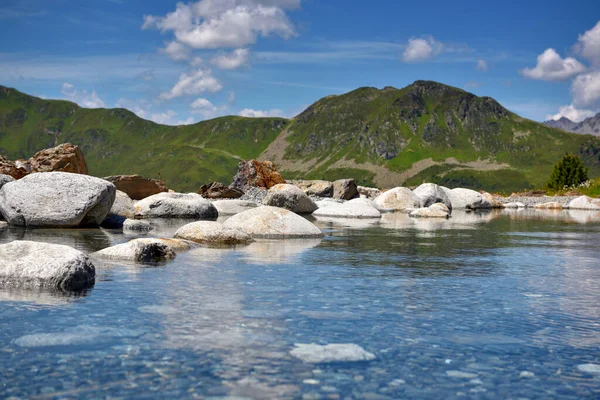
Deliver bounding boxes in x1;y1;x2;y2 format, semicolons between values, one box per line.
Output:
242;239;323;265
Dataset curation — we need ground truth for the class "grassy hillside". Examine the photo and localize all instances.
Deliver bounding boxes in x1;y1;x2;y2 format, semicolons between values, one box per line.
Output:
0;85;287;191
2;81;600;193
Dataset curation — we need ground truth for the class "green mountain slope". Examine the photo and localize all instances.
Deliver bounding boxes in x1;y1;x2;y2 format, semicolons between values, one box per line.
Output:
1;81;600;193
262;81;600;191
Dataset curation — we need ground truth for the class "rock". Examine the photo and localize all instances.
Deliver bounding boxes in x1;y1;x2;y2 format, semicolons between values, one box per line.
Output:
174;221;254;245
358;186;381;199
93;238;193;263
0;172;116;227
104;174;168;200
289;180;334;197
314;198;381;219
108;190;135;219
231;160;285;191
374;187;422;212
535;202;563;210
333;179;359;200
0;155;28;179
442;187;492;210
504;202;527;209
409;203;451;219
198;182;244;199
123;219;153;232
446;371;478;379
264;184;318;214
577;364;600;374
25;143;88;175
482;192;505;208
223;206;324;239
134;192;218;219
568;195;600;210
0;174;15;189
413;183;452;211
519;371;535;378
0;241;95;290
290;344;376;363
213;200;258;215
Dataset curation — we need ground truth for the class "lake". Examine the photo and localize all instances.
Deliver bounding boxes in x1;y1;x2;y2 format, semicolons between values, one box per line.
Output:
1;210;599;399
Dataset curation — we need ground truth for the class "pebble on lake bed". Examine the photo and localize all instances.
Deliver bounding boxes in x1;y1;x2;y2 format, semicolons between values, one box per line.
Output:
445;370;478;379
290;343;376;363
577;364;600;374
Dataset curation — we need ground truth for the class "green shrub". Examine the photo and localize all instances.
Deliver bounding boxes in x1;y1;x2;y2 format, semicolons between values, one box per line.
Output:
546;154;588;190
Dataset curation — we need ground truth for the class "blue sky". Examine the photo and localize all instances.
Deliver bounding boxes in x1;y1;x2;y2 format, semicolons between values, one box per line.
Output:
1;0;600;125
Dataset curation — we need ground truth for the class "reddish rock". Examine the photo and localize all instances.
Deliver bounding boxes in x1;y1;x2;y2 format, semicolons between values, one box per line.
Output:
27;143;88;175
0;156;28;179
230;160;285;191
104;175;168;200
198;182;244;199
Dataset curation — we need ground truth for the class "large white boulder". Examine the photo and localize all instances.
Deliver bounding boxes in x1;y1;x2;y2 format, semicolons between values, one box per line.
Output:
568;195;600;210
223;206;324;239
93;238;194;263
413;183;452;211
264;183;318;214
0;172;116;227
212;200;258;216
374;187;422;212
290;343;376;363
442;187;492;210
0;241;95;290
409;203;451;219
134;192;218;219
174;221;254;245
314;198;381;219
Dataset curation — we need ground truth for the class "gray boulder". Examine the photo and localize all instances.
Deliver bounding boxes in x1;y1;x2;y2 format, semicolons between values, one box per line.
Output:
413;183;452;211
174;221;254;245
223;206;324;239
568;195;600;210
0;174;14;190
93;238;194;263
0;172;116;227
442;187;492;210
333;179;359;200
123;219;153;232
134;192;218;219
289;180;334;197
0;241;95;290
109;190;135;219
264;184;318;214
409;203;451;219
358;186;381;199
213;200;258;215
374;187;422;212
314;198;381;219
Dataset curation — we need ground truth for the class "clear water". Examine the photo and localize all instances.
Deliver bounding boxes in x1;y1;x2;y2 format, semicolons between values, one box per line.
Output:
1;210;600;399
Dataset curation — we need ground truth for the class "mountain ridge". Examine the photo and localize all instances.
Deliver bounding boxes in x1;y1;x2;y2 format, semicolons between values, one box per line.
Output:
544;113;600;136
1;81;600;192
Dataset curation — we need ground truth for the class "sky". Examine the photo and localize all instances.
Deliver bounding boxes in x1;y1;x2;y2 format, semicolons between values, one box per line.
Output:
1;0;600;125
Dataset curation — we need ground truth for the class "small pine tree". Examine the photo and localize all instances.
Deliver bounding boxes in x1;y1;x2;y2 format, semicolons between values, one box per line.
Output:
546;154;588;190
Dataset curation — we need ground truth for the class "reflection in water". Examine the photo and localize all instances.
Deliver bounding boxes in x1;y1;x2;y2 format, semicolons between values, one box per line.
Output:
0;226;113;253
0;287;90;306
242;239;323;265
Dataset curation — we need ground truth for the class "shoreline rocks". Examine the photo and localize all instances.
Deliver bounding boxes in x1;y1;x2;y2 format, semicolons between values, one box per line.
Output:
409;203;451;219
174;221;254;245
0;143;88;179
374;187;422;212
231;160;285;191
264;183;318;214
0;241;95;290
93;238;194;263
198;182;244;199
414;183;453;211
104;174;168;200
333;179;359;200
134;192;218;219
314;198;381;219
289;180;334;198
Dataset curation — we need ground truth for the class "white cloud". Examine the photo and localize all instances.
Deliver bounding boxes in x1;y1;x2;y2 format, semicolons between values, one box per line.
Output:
190;56;204;67
160;68;223;100
571;70;600;107
228;91;236;104
576;20;600;66
162;41;190;61
115;98;150;119
547;104;596;122
61;83;106;108
150;110;178;125
402;36;443;63
521;48;586;81
476;59;488;71
239;108;285;118
143;0;298;50
190;97;229;119
211;48;250;69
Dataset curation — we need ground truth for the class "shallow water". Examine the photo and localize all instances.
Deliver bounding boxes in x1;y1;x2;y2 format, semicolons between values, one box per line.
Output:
1;210;600;399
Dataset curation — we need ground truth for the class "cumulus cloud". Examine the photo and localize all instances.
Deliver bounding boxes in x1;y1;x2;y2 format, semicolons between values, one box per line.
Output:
190;56;204;67
162;41;191;61
239;108;285;118
160;68;223;100
211;48;250;69
476;59;488;71
576;20;600;66
190;97;228;119
547;104;596;122
142;0;298;50
571;70;600;107
402;36;443;63
61;83;106;108
521;48;586;81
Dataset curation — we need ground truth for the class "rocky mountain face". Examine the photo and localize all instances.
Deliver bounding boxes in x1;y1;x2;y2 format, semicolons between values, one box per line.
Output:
544;113;600;136
1;82;600;192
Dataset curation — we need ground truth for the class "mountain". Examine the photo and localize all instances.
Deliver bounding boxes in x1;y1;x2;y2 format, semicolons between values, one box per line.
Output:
544;113;600;136
1;81;600;192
